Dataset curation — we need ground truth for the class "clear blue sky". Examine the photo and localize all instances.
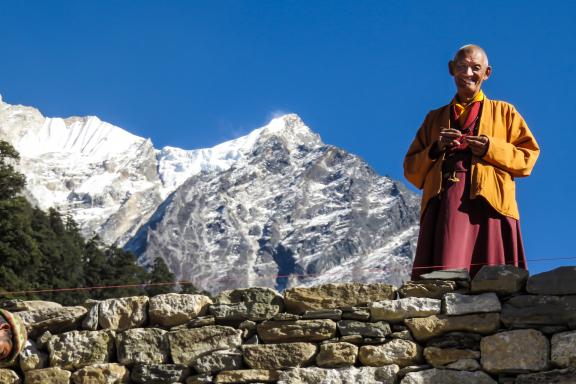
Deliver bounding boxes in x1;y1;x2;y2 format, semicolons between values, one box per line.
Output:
1;1;574;275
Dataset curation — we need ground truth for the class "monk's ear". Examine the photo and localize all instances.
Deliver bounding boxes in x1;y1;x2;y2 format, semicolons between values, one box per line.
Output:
448;61;455;76
484;65;492;80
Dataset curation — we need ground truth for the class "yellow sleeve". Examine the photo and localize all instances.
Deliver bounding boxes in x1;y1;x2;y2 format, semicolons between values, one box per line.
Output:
403;113;440;189
482;106;540;177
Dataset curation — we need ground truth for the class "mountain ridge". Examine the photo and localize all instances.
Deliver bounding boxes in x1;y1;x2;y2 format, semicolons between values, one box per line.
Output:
0;95;420;293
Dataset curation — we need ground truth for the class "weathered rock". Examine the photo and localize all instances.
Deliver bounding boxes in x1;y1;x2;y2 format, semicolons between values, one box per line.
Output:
82;302;100;331
316;342;358;367
445;358;481;371
0;369;20;384
426;332;482;350
277;366;400;384
19;340;48;371
443;292;501;315
210;302;281;322
211;287;284;322
284;283;396;314
471;265;528;294
130;364;190;384
420;269;470;281
48;329;115;370
242;343;317;369
169;326;242;365
98;296;149;331
390;330;413;341
501;295;576;327
17;306;87;338
400;368;496;384
116;328;169;365
25;367;72;384
526;266;576;295
70;363;129;384
214;369;279;383
341;307;370;321
187;373;214;384
337;320;391;338
404;313;500;342
399;280;457;299
257;319;336;343
359;339;422;367
191;349;243;374
480;329;549;373
1;299;62;312
302;309;342;320
149;293;212;327
515;368;576;383
423;346;480;367
273;313;301;321
370;298;441;322
551;331;576;368
238;320;257;339
215;287;284;306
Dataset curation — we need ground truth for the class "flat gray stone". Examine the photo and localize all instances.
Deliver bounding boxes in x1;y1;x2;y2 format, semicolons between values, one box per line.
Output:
400;368;496;384
277;366;399;384
131;364;191;384
242;343;317;369
551;331;576;368
191;349;243;374
169;326;243;365
480;329;549;374
471;265;528;294
515;368;576;383
209;302;282;322
341;307;370;321
337;320;391;338
443;292;501;315
526;267;576;295
257;319;336;343
501;295;576;327
302;309;342;320
116;328;169;365
370;298;441;322
419;269;470;281
48;329;116;370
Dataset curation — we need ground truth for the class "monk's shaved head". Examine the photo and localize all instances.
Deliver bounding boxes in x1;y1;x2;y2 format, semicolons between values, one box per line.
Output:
453;44;489;66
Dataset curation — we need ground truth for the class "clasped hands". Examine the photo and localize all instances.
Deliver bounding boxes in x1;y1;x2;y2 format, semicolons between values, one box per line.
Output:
437;128;489;157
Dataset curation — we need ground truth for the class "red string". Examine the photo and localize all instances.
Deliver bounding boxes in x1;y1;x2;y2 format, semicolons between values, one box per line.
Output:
0;256;574;296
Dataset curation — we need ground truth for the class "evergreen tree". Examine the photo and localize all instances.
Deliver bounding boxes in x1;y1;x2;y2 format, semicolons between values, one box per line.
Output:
0;141;26;200
146;257;176;297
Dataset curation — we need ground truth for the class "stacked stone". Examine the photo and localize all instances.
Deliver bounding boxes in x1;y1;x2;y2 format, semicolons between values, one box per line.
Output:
0;266;575;383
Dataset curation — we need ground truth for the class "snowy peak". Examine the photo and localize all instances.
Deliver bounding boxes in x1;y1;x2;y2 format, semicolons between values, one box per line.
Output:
258;114;321;150
17;116;145;160
156;113;321;196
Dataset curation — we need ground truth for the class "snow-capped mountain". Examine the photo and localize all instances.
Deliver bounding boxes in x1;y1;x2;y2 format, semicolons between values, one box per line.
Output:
0;95;420;293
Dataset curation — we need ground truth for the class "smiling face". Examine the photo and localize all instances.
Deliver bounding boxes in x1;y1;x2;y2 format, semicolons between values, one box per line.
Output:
449;46;492;103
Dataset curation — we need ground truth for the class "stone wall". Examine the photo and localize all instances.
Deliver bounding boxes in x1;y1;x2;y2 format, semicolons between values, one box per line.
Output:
1;265;576;384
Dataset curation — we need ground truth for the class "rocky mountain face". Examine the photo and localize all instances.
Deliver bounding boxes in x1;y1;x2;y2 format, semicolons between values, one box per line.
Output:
0;96;420;294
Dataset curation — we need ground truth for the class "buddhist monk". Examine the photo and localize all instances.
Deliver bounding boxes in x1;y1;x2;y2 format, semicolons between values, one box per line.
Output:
0;309;27;367
404;44;540;279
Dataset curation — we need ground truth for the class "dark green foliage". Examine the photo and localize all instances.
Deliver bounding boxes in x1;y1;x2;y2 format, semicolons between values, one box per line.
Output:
146;257;176;297
0;141;26;200
0;141;199;305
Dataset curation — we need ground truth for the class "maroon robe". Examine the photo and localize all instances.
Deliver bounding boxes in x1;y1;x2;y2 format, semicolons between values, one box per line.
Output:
411;102;527;280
